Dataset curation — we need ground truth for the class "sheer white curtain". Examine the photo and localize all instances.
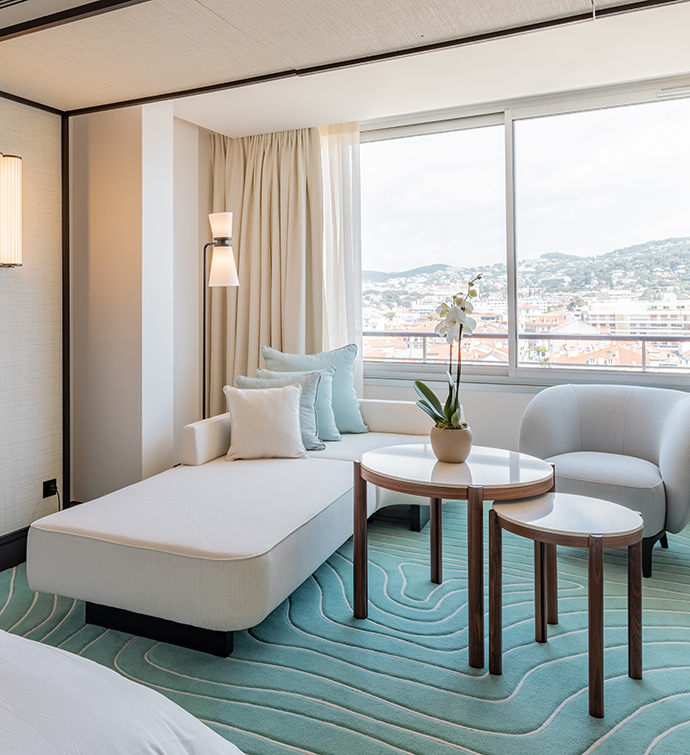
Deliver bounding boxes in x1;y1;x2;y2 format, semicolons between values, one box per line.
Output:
209;129;324;416
319;122;363;391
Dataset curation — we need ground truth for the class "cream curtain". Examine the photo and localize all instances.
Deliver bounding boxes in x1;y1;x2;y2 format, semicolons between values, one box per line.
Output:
319;122;363;390
209;129;324;417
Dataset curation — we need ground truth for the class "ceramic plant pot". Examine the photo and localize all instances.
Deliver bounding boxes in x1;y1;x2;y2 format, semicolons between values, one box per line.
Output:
430;425;473;464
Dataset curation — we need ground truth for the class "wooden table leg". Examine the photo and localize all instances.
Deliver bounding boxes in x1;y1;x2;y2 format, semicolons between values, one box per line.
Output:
489;509;502;675
546;463;559;625
588;534;604;718
534;541;547;643
467;485;484;669
546;543;558;625
353;462;368;619
430;497;442;584
628;539;643;680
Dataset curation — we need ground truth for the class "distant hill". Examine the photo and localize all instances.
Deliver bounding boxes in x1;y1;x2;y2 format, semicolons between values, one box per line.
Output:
363;263;450;283
518;237;690;296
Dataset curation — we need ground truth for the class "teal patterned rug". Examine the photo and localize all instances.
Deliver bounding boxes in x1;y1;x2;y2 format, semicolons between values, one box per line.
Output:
2;502;690;754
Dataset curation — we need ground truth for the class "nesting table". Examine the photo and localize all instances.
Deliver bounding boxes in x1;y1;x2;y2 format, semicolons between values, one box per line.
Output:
353;443;554;668
489;492;643;717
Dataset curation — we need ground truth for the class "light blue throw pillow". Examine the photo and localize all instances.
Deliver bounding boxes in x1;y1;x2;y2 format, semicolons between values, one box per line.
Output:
234;372;325;451
262;344;368;434
256;366;341;442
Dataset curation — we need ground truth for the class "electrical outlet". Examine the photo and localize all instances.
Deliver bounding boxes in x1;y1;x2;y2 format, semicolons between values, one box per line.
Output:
43;479;58;498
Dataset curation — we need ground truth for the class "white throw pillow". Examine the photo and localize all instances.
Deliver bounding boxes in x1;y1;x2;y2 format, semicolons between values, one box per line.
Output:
225;384;308;461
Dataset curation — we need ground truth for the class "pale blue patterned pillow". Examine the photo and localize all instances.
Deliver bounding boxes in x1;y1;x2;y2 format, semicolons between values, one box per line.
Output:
256;366;341;442
234;372;325;450
262;345;368;434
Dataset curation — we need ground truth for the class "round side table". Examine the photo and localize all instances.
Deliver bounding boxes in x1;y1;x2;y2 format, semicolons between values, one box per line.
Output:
354;443;554;669
488;492;643;718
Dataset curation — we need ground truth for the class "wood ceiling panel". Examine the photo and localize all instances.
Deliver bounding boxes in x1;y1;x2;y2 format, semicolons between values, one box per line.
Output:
0;0;681;111
201;0;592;68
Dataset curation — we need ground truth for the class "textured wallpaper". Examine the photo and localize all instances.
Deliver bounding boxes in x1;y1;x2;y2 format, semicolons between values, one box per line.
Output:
0;97;62;536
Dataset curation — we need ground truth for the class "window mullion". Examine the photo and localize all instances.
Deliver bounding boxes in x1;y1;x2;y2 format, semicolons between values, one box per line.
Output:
504;109;518;378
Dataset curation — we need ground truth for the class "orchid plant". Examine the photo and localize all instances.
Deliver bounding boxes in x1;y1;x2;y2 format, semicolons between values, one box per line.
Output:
414;274;482;429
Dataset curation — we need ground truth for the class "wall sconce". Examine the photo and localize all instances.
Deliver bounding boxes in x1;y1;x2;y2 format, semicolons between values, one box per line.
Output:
0;153;22;268
202;212;239;417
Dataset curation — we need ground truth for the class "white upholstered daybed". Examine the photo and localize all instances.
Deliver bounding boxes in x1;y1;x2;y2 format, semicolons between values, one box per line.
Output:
27;399;432;655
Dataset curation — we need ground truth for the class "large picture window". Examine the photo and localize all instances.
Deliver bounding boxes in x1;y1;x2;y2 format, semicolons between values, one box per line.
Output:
361;122;507;367
361;92;690;378
515;98;690;372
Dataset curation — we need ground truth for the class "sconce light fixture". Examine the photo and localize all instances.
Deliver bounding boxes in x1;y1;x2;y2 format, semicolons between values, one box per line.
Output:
202;212;239;417
0;153;22;268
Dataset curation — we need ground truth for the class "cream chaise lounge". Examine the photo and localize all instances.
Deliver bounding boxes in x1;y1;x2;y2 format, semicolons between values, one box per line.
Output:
27;399;432;655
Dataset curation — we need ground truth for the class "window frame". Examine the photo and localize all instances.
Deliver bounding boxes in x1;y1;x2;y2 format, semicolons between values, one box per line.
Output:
360;76;690;390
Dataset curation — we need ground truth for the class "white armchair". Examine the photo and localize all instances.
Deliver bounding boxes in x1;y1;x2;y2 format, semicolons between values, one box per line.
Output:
519;383;690;577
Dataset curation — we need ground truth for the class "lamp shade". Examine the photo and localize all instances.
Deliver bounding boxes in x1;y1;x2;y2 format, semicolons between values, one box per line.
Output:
208;245;239;287
209;212;233;240
0;154;22;267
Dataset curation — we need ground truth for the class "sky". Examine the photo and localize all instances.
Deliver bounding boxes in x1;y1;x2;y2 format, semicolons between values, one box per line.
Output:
360;97;690;273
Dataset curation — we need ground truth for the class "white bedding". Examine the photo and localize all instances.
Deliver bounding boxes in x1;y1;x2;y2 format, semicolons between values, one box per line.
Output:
0;630;244;754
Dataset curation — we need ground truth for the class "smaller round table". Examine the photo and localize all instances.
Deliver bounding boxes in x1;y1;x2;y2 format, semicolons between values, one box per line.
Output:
489;492;643;718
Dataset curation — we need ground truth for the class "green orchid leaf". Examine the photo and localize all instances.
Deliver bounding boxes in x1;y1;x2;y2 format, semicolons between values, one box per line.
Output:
416;400;443;424
414;381;444;416
450;408;463;428
444;384;457;420
419;398;445;422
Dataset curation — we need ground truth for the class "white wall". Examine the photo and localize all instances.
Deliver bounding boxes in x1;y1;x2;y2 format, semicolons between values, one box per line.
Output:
0;97;63;536
141;103;175;479
71;106;208;500
364;380;538;451
70;107;144;501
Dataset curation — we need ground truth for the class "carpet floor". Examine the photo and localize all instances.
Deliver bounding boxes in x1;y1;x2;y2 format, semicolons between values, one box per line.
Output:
2;502;690;755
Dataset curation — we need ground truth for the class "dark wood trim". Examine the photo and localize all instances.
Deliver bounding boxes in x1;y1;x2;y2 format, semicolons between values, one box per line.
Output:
430;497;442;584
498;516;643;549
535;540;547;643
85;602;234;656
0;88;63;115
545;542;559;625
61;114;71;508
62;0;686;117
588;534;605;718
0;0;150;42
628;540;643;680
0;527;28;571
67;70;298;117
488;509;502;676
360;465;554;502
353;461;368;620
467;485;484;669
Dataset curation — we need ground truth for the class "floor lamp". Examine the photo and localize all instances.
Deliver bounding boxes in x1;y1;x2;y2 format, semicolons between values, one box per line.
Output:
202;212;239;419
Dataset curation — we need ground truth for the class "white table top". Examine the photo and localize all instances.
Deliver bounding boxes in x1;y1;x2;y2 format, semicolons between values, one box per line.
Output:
360;443;553;491
494;492;644;537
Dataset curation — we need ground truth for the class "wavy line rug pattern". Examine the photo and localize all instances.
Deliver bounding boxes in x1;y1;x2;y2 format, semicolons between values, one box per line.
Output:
2;502;690;755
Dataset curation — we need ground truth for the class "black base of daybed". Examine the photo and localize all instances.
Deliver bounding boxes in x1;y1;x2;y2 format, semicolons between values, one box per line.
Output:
85;602;234;657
